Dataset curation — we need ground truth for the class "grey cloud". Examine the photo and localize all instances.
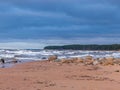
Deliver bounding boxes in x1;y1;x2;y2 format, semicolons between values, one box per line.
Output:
0;0;120;48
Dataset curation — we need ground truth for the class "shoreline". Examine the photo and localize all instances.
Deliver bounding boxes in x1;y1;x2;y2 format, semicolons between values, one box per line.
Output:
0;60;120;90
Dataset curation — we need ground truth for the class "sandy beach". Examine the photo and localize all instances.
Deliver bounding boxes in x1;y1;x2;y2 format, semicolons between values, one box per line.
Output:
0;60;120;90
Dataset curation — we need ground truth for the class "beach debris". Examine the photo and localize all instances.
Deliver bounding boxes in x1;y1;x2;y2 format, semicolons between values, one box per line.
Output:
47;55;120;66
84;59;94;65
55;59;61;62
114;58;120;65
61;58;72;63
60;58;84;64
48;55;58;62
115;70;119;72
75;58;84;63
85;56;93;60
102;57;114;66
42;57;47;59
98;58;106;64
12;58;18;63
105;57;114;61
83;56;94;65
93;60;99;65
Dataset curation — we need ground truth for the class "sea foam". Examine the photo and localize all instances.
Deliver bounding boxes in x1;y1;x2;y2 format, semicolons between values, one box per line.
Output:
0;49;120;63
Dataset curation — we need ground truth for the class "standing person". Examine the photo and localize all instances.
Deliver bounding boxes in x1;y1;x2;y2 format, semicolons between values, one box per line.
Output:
0;58;5;64
0;58;5;68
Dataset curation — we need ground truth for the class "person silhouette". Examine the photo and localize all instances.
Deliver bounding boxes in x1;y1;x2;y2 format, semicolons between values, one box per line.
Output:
0;58;5;64
0;58;5;68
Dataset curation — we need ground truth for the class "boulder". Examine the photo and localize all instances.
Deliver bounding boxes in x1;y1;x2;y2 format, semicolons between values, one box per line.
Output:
12;59;18;63
98;58;105;64
84;59;94;65
61;57;84;64
83;56;94;65
61;58;75;63
48;55;58;62
99;57;106;61
85;56;93;60
70;58;78;63
101;57;114;66
93;60;99;65
42;57;47;59
113;58;120;65
61;58;71;63
75;58;84;63
105;57;114;61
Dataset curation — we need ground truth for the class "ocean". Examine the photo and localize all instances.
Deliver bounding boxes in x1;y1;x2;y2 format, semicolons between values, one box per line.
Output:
0;49;120;68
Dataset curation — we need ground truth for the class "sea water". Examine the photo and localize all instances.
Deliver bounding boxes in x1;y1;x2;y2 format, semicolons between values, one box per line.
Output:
0;49;120;68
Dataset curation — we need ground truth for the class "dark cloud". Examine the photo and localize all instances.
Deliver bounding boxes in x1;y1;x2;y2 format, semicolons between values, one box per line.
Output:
0;0;120;48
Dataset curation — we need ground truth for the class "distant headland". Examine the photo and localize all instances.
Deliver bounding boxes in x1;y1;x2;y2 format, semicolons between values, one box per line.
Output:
44;44;120;50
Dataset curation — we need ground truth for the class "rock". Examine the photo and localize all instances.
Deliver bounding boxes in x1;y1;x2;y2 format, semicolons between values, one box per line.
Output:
61;58;71;63
55;59;61;62
61;58;76;63
84;59;94;65
85;56;93;60
61;57;94;65
70;58;78;63
42;57;47;59
115;70;119;72
12;59;18;63
93;60;99;65
48;55;58;62
61;57;84;64
84;56;94;65
101;57;114;66
99;57;106;61
114;59;120;65
98;58;106;64
76;58;84;63
105;57;114;61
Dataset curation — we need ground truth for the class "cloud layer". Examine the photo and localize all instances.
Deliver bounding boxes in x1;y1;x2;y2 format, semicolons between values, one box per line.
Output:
0;0;120;48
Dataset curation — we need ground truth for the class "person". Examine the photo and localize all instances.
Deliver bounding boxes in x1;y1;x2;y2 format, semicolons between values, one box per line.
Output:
0;58;5;64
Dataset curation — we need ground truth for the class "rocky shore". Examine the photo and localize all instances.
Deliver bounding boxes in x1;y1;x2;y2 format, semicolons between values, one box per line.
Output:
48;55;120;66
0;55;120;90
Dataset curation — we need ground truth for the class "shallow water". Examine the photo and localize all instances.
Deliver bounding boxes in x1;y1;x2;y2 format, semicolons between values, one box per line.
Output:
0;49;120;68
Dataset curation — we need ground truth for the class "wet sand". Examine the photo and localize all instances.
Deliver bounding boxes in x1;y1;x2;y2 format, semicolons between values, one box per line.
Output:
0;60;120;90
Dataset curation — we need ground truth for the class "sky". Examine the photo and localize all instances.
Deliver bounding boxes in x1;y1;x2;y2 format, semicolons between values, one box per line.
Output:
0;0;120;49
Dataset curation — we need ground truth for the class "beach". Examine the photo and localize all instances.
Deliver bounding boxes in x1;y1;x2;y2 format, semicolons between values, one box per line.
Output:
0;0;120;90
0;60;120;90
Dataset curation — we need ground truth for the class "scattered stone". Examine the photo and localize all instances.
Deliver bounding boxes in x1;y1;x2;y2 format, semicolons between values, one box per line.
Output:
42;57;47;59
76;58;84;63
105;57;114;61
99;58;106;65
55;59;61;62
99;57;106;61
61;58;73;63
47;55;120;66
114;59;120;65
84;59;94;65
12;58;18;63
85;56;93;60
93;60;99;65
48;55;58;62
102;57;114;66
115;70;119;72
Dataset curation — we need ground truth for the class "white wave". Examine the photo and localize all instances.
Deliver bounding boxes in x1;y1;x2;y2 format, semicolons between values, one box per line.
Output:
112;53;120;58
39;51;54;55
1;50;120;63
0;54;14;58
